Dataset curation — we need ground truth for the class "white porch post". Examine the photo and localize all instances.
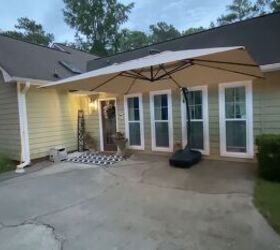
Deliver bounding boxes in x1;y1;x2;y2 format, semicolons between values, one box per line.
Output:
16;82;31;173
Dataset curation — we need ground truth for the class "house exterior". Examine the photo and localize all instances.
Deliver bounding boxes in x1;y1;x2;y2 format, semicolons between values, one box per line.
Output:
0;13;279;167
0;39;98;163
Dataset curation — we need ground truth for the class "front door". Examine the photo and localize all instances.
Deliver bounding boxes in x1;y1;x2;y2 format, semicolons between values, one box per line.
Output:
100;99;117;151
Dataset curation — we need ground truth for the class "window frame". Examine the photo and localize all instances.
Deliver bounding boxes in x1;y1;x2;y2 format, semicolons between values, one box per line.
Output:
219;81;254;158
181;86;210;155
124;93;145;150
150;89;173;152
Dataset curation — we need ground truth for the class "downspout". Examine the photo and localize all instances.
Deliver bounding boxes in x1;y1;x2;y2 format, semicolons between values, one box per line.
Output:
16;82;31;173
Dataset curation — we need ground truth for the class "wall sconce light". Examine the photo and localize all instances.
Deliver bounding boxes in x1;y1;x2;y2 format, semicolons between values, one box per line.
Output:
89;97;98;111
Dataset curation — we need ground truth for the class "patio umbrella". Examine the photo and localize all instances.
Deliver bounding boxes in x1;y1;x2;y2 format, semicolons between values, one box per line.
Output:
42;46;262;94
42;46;263;167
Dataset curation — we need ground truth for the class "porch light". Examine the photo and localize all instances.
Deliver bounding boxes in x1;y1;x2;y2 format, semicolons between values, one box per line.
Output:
89;97;98;111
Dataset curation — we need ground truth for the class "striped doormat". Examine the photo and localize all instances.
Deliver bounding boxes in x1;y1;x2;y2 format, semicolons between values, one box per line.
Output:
67;152;123;166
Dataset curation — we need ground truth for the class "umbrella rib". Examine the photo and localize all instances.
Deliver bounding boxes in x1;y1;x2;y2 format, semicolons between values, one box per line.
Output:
124;78;138;95
193;62;264;79
90;73;122;92
130;70;151;81
193;59;259;67
165;62;193;76
154;61;192;81
121;73;147;81
121;71;141;78
159;65;182;89
153;66;162;78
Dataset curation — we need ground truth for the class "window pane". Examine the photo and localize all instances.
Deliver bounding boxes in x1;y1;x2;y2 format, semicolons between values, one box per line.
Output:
226;121;247;152
129;122;141;146
225;87;246;119
154;94;168;120
155;122;169;147
189;91;202;120
188;121;204;150
128;97;140;121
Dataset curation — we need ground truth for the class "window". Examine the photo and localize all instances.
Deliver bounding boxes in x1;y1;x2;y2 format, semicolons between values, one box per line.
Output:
150;90;173;152
181;86;209;155
219;81;253;158
124;94;144;150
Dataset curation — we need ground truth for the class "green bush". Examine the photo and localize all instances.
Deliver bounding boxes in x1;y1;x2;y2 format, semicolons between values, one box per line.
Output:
0;155;15;174
256;134;280;182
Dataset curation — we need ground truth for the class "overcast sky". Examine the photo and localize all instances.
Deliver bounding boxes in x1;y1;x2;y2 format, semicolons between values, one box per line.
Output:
0;0;232;43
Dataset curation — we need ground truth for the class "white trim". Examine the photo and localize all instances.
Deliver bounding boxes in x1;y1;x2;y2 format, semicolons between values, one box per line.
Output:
0;66;12;82
98;97;119;152
150;89;173;152
124;93;145;150
16;82;31;172
181;86;210;155
12;77;52;86
219;81;254;159
260;63;280;73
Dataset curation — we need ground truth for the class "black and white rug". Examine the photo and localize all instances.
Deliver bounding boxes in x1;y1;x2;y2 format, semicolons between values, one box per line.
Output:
67;152;123;166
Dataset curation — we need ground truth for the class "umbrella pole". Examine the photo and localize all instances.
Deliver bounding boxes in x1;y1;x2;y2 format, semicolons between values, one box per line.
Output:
169;88;202;168
181;87;191;151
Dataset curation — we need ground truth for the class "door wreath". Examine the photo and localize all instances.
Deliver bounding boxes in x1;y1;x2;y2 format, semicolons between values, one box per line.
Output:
103;102;116;119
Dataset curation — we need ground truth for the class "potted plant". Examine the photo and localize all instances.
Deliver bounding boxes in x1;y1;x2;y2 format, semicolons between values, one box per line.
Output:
112;132;128;157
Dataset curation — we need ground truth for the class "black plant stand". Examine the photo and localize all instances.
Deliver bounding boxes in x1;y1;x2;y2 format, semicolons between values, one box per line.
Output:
169;88;202;168
77;110;85;152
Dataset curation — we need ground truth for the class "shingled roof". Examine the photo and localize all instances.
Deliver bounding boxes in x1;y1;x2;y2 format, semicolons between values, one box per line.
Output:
88;12;280;71
0;36;98;81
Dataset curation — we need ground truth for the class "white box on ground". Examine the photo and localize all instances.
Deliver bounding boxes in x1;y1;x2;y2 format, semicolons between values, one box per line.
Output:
49;146;67;162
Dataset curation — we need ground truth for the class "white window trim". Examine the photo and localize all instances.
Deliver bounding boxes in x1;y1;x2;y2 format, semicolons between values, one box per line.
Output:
150;89;173;152
181;86;210;155
98;97;119;152
124;93;145;150
219;81;254;159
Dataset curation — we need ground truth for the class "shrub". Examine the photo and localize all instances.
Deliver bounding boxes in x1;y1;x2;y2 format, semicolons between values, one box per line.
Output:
256;134;280;182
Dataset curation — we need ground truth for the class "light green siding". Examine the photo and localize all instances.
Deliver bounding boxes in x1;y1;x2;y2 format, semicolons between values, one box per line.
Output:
0;77;21;160
82;71;280;160
26;87;81;159
253;71;280;137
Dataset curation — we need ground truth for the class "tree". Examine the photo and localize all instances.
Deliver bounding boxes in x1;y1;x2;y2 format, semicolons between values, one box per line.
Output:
271;0;280;11
216;0;271;25
209;22;216;29
2;17;54;46
149;22;181;43
116;29;150;52
63;0;134;56
182;27;205;36
217;0;255;25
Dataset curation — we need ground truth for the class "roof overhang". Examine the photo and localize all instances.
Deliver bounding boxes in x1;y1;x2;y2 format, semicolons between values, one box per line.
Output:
10;77;52;85
260;62;280;73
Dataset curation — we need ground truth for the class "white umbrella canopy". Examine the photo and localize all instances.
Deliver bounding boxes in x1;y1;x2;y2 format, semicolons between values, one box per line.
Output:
42;46;263;94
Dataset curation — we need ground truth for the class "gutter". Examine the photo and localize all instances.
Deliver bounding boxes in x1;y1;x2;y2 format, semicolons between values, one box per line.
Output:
16;82;31;173
260;63;280;73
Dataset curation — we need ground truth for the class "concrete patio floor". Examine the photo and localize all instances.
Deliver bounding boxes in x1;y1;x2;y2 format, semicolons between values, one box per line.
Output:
0;154;279;250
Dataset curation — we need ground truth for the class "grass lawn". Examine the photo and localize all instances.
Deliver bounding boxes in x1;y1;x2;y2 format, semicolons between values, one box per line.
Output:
0;155;16;174
254;178;280;235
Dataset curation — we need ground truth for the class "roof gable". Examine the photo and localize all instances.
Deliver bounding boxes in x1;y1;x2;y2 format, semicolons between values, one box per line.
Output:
0;35;98;81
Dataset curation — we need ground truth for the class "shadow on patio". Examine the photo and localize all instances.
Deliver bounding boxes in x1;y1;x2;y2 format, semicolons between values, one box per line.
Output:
106;154;257;195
